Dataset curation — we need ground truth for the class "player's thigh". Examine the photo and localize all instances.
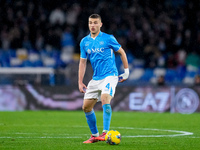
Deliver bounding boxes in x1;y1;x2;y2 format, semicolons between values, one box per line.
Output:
82;98;98;112
101;94;112;105
100;76;118;105
84;79;101;101
101;76;118;96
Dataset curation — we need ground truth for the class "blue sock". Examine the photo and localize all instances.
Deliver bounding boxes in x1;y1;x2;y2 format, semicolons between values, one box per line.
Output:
85;110;99;135
102;104;112;131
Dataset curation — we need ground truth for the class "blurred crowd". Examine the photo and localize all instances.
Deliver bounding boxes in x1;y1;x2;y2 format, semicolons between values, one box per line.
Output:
0;0;200;70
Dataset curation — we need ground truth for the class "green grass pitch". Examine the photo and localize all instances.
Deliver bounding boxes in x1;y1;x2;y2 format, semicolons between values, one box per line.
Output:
0;111;199;150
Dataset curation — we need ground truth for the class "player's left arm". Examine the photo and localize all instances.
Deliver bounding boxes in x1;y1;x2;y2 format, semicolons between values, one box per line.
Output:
78;58;87;93
117;47;129;82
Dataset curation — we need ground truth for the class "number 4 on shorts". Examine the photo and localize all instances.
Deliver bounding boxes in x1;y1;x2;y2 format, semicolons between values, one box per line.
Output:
105;83;110;89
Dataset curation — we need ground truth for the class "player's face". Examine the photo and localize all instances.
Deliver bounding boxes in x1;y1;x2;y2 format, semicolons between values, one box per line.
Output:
88;18;102;36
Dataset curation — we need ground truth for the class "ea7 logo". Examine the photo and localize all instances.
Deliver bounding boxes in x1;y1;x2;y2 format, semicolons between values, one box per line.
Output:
129;92;170;112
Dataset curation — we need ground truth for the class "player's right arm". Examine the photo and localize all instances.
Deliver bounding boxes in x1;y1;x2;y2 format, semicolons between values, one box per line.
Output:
78;58;87;93
117;47;129;82
108;34;129;82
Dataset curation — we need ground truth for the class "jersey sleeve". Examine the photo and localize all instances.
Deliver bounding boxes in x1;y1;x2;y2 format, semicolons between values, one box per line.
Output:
80;39;87;59
109;35;121;52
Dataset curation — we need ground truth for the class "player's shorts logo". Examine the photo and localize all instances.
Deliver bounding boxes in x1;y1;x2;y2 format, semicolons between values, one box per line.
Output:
175;88;199;114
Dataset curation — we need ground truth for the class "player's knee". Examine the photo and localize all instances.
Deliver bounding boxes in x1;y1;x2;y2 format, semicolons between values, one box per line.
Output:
82;105;92;112
101;94;112;105
101;98;110;105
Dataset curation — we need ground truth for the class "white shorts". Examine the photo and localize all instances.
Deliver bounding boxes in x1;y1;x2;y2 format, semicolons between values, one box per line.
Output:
84;76;118;102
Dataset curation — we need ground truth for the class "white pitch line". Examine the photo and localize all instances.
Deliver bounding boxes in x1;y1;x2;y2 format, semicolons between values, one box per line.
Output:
5;133;89;136
0;126;193;139
0;136;81;139
73;126;193;138
190;136;200;138
114;127;193;137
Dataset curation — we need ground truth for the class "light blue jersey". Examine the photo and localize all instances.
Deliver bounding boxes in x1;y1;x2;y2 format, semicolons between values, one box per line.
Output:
80;31;121;80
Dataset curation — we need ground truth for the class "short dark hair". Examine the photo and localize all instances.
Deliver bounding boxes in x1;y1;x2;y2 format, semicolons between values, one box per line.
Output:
89;14;101;21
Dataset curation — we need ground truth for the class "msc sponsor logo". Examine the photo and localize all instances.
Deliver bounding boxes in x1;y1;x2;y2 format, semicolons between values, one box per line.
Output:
87;49;91;54
87;48;104;54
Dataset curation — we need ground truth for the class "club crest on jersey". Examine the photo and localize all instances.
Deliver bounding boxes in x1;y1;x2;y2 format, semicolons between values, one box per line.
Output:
100;41;104;45
85;42;91;46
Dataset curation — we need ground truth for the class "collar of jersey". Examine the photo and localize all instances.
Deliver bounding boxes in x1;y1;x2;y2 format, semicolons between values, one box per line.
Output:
89;31;103;39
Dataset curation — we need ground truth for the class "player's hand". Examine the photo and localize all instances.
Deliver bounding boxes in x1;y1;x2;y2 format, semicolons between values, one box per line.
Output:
79;82;87;93
118;68;129;83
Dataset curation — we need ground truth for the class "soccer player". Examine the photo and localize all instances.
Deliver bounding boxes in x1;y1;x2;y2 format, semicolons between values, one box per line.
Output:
78;14;129;143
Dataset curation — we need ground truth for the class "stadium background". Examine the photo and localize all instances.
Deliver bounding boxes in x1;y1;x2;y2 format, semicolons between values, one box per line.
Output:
0;0;200;113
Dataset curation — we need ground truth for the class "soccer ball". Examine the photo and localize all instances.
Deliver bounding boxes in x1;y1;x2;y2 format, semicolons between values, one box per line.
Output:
105;130;121;145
